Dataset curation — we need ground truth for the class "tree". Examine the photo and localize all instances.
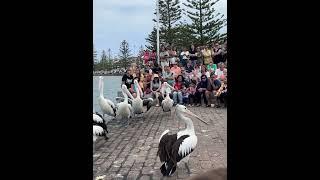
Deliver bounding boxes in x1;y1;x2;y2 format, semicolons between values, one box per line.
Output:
100;50;107;70
174;21;197;50
93;45;99;71
146;27;157;51
93;44;98;64
118;40;132;68
183;0;227;45
153;0;182;45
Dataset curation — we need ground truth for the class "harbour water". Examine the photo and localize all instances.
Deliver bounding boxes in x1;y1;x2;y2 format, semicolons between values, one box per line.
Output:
93;76;122;115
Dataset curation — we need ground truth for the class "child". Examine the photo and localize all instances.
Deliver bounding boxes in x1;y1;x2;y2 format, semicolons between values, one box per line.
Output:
181;84;189;105
186;81;197;106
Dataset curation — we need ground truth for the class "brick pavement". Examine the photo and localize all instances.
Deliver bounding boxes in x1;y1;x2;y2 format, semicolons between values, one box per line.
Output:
93;106;227;180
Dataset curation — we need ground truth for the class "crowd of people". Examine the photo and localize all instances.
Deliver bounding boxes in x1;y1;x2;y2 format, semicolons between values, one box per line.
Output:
122;41;227;108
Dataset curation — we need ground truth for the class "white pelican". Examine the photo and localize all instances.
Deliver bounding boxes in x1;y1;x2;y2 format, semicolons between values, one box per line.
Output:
93;112;108;139
98;76;116;117
115;85;133;122
116;80;154;115
128;79;154;116
93;125;105;142
161;82;175;112
157;105;209;176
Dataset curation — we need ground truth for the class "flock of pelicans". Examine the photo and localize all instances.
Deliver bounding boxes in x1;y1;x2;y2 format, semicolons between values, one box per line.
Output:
93;76;209;177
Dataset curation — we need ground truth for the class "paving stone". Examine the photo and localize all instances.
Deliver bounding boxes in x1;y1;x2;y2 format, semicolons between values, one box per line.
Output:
93;108;227;178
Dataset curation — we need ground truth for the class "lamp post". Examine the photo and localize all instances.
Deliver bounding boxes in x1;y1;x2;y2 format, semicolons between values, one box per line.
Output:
156;0;160;65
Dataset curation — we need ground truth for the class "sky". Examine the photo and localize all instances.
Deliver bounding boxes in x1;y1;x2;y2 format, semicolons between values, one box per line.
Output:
94;0;227;58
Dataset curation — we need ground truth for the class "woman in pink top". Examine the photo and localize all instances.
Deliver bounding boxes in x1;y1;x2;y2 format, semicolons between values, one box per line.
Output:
143;50;150;65
150;49;156;64
170;62;181;77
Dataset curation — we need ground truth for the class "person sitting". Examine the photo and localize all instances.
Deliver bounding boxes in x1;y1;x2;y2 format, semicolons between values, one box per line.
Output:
216;78;227;108
206;73;221;107
152;62;162;75
172;75;185;105
207;61;217;74
195;74;211;107
215;62;226;79
185;60;194;74
186;81;197;106
170;61;181;78
200;65;210;78
162;65;175;86
181;84;189;105
150;74;162;106
121;68;135;96
181;67;190;87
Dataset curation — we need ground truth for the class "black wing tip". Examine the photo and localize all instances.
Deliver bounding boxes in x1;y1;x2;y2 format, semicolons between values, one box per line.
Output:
160;161;176;176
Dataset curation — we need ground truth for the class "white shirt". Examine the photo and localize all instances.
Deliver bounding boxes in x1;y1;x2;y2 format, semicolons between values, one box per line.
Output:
215;68;224;79
180;51;189;60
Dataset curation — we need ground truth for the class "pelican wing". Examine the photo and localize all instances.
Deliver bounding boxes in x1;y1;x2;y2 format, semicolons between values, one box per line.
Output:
93;125;104;136
93;114;103;123
116;97;132;103
105;99;115;109
175;135;196;162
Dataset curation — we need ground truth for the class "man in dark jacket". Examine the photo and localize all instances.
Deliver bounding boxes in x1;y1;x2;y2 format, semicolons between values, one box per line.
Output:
195;73;221;107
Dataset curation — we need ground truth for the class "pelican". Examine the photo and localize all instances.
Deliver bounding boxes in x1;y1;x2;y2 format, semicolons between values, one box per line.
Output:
98;76;116;117
116;80;154;115
115;85;133;122
93;125;105;142
128;80;154;116
161;82;175;112
93;112;108;139
157;105;209;176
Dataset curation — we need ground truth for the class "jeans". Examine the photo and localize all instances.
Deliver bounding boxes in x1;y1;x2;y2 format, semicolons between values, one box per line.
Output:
173;91;183;104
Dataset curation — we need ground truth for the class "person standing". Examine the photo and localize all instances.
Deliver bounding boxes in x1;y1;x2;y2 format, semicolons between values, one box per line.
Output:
202;45;212;66
180;47;190;68
159;46;170;71
189;44;197;67
213;43;224;65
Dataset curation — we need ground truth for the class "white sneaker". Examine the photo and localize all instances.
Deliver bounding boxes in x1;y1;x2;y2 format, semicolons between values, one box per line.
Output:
211;104;215;107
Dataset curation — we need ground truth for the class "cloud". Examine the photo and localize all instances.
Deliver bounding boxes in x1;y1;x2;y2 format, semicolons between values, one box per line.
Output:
94;0;227;57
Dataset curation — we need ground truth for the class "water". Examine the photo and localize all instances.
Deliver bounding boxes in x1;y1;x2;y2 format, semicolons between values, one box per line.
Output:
93;76;122;113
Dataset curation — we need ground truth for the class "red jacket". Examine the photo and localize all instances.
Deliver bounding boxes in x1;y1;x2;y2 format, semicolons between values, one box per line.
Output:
174;81;183;90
